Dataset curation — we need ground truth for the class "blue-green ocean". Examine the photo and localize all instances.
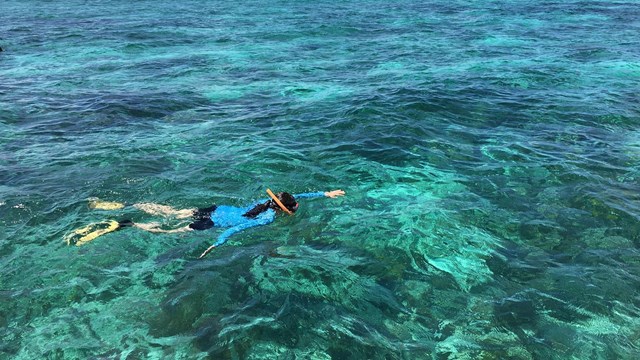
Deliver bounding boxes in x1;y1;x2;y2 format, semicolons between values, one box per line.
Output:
2;0;640;358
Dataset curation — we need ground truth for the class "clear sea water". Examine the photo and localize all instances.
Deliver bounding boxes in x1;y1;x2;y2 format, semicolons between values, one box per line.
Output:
1;0;640;359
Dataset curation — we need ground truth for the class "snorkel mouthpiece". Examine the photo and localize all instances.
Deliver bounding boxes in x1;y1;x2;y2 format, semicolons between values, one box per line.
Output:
266;188;294;215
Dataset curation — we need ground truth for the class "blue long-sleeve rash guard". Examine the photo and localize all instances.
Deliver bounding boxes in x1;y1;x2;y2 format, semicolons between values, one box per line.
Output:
209;192;325;247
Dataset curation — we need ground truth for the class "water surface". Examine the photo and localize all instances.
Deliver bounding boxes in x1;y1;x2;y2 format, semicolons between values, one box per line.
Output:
1;0;640;358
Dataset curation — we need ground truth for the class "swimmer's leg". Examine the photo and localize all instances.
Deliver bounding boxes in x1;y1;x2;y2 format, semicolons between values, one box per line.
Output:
132;203;195;219
133;221;193;233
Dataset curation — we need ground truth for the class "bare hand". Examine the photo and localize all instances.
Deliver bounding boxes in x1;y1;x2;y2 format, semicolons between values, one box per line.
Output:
324;189;345;198
199;245;216;259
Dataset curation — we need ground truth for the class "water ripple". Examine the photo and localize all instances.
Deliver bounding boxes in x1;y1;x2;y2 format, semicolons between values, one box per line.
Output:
2;0;640;358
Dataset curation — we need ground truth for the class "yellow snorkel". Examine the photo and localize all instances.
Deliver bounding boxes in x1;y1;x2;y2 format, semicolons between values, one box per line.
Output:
266;188;294;215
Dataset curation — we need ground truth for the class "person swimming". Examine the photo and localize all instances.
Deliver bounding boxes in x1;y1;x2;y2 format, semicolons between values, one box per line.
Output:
67;189;345;258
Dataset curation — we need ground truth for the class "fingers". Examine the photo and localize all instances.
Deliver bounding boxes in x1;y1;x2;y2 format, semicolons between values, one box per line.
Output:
199;245;216;259
327;189;345;198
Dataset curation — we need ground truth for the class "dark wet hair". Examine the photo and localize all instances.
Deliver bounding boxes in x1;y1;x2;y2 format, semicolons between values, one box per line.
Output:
243;192;297;218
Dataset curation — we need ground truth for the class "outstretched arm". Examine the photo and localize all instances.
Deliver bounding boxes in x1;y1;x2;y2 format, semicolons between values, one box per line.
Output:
198;217;270;258
294;189;346;199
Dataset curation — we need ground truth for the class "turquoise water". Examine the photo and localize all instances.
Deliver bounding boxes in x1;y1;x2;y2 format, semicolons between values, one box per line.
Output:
2;0;640;358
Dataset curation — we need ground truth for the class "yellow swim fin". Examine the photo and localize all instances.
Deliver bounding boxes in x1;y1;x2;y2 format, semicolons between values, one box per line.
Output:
65;220;121;246
88;199;125;210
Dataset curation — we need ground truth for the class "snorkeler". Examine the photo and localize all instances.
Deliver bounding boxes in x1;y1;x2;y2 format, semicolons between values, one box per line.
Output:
66;189;345;258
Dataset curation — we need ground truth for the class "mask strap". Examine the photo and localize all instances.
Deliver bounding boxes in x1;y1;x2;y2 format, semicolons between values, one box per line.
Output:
266;188;294;215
